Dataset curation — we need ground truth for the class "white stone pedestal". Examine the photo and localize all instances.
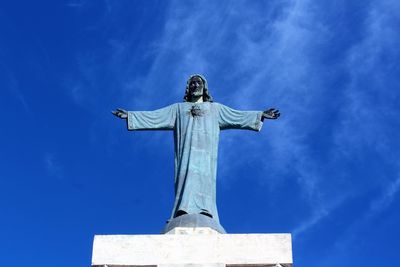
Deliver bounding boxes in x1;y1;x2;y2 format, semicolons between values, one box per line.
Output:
92;227;292;267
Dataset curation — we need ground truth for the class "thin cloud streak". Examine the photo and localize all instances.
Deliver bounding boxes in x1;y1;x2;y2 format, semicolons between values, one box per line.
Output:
292;207;329;237
1;63;31;114
369;176;400;215
44;153;64;180
327;174;400;263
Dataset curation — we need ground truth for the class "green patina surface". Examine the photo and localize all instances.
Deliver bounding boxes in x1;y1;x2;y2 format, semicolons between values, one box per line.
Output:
127;101;263;222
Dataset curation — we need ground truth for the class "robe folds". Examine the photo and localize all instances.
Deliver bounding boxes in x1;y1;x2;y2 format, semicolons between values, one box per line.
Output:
127;102;263;223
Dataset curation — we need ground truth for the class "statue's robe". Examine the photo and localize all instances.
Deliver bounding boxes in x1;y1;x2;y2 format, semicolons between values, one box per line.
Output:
127;102;263;223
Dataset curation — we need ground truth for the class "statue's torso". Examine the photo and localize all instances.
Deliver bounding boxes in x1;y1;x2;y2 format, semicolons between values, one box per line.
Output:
172;102;221;220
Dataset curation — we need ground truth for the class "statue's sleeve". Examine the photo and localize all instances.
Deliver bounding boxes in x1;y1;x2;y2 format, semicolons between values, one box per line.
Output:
127;104;177;130
217;103;263;131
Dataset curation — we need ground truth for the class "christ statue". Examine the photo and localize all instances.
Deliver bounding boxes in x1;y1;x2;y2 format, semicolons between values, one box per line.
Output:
112;74;280;229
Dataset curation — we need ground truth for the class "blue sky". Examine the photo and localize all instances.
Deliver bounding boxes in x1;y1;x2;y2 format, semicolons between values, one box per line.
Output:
1;0;399;266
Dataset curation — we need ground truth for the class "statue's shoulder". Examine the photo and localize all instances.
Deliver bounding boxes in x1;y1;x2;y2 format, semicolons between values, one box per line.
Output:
210;102;224;109
209;102;226;114
176;102;189;108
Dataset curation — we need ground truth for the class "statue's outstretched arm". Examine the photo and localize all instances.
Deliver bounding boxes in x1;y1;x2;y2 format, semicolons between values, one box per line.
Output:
112;108;128;119
262;108;280;121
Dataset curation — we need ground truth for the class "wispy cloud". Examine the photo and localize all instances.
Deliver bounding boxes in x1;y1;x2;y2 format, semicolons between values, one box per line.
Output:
313;0;400;254
1;62;31;114
66;1;85;8
335;0;400;161
369;175;400;215
292;205;330;237
44;153;64;180
326;173;400;264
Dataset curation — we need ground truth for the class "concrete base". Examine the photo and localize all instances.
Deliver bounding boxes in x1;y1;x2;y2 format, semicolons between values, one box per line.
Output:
92;228;292;267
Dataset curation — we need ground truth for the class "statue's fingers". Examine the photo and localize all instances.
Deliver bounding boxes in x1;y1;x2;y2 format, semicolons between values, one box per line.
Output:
116;108;126;113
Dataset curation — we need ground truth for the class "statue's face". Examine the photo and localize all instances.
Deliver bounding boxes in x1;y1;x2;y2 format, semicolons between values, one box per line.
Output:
188;76;204;98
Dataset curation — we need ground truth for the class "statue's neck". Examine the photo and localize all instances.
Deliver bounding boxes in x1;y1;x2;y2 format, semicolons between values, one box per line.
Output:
191;96;203;103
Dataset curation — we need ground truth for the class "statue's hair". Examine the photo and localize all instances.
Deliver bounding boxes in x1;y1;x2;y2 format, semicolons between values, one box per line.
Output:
183;74;213;102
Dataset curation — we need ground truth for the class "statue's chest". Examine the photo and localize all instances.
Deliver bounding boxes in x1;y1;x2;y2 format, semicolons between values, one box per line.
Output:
179;104;212;119
177;103;218;128
187;104;208;118
177;104;219;134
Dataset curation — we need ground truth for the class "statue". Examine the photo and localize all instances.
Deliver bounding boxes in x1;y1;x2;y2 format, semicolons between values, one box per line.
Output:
112;74;280;232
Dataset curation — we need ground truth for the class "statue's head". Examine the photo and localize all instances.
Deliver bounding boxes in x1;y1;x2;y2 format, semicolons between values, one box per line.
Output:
184;74;213;102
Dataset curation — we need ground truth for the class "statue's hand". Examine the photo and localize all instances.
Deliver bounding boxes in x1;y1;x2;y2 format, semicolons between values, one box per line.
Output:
262;108;280;120
112;108;128;119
